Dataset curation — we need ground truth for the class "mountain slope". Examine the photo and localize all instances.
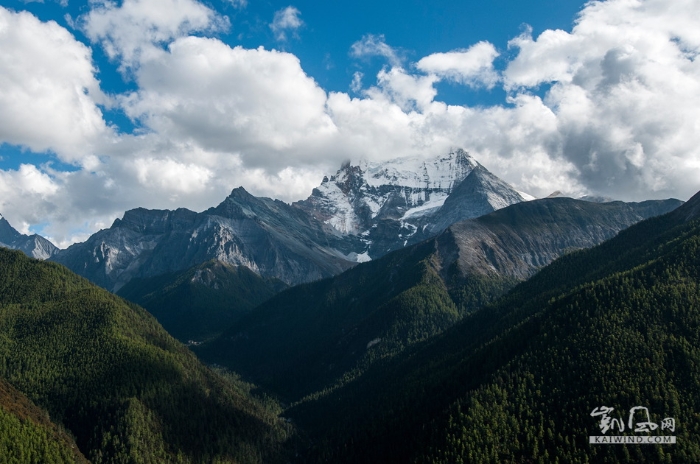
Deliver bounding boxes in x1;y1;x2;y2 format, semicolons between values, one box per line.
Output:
286;190;700;463
198;197;681;401
446;197;682;280
0;214;58;260
117;260;287;342
52;188;361;292
0;378;88;463
0;248;289;463
425;163;528;235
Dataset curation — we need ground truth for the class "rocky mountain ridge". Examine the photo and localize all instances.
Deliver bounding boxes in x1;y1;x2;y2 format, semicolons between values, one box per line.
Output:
0;214;58;260
50;150;534;291
51;189;361;292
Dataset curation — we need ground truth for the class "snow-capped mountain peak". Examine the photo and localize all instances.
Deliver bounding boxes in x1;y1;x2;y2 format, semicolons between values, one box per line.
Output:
296;149;480;235
294;149;528;259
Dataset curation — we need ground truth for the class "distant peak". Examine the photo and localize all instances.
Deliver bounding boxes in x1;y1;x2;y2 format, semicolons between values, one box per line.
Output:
546;191;565;198
228;186;251;197
224;187;265;206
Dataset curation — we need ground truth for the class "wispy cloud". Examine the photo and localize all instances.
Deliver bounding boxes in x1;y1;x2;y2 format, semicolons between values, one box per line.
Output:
227;0;247;9
350;34;403;67
270;6;303;41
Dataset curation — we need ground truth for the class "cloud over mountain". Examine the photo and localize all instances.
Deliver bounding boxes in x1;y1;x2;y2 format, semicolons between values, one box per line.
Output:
0;0;697;246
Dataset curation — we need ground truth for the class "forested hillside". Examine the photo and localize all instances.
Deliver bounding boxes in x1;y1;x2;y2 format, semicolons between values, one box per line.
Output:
1;192;693;463
0;248;290;463
284;192;700;463
197;239;500;400
0;378;88;463
117;260;287;342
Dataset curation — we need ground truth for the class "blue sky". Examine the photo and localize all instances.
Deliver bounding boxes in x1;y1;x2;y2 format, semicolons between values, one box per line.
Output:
0;0;699;246
3;0;586;117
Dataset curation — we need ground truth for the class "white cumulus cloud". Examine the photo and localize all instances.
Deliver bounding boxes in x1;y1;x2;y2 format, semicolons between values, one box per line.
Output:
417;41;500;88
502;0;700;200
81;0;227;67
120;36;337;167
0;7;110;165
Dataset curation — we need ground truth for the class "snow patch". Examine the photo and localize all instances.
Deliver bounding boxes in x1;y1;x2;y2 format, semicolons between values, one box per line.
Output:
344;249;372;263
518;190;536;201
361;151;475;190
401;192;448;220
316;182;360;234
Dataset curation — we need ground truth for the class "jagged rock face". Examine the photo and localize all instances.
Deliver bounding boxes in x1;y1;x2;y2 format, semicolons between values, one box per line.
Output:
0;214;58;260
52;189;362;292
294;149;527;258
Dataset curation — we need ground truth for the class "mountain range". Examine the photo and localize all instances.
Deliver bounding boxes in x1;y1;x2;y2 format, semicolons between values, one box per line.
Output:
47;149;684;298
49;150;530;292
0;148;697;463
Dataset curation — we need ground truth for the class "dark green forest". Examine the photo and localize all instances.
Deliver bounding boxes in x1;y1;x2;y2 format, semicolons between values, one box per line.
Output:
285;194;700;463
117;260;287;342
0;248;290;463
